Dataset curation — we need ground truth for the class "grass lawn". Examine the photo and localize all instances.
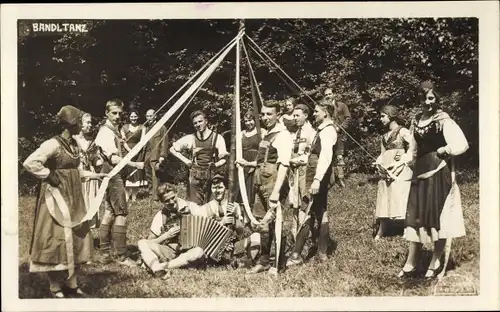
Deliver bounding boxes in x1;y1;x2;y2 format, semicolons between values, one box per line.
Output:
18;173;479;298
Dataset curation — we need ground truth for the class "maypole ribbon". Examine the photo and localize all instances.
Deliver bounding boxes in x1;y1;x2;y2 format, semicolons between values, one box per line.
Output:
235;33;260;226
82;33;242;223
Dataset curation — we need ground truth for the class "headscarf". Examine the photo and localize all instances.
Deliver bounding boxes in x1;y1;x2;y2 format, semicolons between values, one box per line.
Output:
57;105;85;127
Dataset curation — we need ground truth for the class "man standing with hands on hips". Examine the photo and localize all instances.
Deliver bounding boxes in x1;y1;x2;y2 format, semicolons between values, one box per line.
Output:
170;110;228;205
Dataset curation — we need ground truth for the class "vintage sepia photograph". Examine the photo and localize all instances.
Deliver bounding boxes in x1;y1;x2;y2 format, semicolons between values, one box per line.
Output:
2;2;499;311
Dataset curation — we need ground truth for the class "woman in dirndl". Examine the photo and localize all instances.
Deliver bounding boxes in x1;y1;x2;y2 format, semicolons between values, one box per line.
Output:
398;82;469;279
120;109;147;201
23;105;107;298
373;105;414;240
73;112;103;229
235;109;262;263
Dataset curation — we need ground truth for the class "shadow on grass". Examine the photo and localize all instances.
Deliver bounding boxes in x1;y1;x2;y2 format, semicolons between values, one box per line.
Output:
19;261;137;299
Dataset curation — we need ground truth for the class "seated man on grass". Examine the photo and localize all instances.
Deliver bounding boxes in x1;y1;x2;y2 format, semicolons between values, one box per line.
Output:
137;182;201;277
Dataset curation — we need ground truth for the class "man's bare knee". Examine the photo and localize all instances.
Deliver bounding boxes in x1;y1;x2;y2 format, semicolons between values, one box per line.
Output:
187;247;205;262
101;210;115;224
137;239;149;251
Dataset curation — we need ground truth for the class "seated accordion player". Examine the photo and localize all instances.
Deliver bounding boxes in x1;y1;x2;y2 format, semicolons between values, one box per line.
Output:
179;215;235;261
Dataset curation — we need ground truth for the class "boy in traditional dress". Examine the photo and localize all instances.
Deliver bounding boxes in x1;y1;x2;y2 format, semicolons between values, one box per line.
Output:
287;99;337;266
94;99;143;266
169;110;228;205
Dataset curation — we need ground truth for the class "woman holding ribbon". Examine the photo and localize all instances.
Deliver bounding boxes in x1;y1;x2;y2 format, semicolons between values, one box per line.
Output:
23;105;107;298
373;105;414;240
398;82;469;278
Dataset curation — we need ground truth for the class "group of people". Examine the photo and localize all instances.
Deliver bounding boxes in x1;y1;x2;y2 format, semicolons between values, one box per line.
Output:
22;81;469;298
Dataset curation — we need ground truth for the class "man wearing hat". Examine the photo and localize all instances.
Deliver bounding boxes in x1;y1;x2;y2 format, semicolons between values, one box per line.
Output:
94;99;143;266
324;88;351;188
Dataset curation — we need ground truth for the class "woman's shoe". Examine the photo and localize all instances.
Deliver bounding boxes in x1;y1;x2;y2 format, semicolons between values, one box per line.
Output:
425;259;442;279
50;290;65;299
62;285;89;298
398;264;417;278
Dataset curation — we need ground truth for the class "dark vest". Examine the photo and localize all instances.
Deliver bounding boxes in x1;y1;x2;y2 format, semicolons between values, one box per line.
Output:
193;131;217;167
256;130;280;164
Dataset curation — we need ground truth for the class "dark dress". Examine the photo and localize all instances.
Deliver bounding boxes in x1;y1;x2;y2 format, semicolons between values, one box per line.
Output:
122;123;146;187
404;112;467;244
23;136;92;274
235;130;261;207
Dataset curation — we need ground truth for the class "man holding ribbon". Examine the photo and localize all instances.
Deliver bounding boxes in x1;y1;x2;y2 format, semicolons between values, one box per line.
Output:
243;102;293;275
286;104;316;239
287;99;338;266
94;99;143;266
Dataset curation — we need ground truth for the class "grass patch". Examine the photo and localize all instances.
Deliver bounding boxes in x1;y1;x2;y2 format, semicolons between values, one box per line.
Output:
18;173;479;298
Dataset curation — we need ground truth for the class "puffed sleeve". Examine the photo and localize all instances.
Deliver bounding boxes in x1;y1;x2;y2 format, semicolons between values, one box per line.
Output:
23;139;60;179
399;127;416;164
442;118;469;156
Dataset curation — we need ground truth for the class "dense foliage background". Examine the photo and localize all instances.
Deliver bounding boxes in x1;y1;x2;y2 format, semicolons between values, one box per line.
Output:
18;18;478;194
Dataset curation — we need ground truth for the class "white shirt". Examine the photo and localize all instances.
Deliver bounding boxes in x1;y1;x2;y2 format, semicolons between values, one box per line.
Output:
313;119;337;181
261;122;293;167
289;121;316;164
172;128;228;159
192;198;243;222
94;120;121;159
149;198;199;237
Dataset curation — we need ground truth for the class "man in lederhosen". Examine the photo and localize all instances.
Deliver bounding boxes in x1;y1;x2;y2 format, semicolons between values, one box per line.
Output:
169;110;228;205
245;102;293;275
287;104;316;239
324;88;351;188
287;98;337;266
94;99;143;266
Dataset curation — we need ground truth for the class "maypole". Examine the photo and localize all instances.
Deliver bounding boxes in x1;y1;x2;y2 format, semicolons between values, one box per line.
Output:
227;20;245;203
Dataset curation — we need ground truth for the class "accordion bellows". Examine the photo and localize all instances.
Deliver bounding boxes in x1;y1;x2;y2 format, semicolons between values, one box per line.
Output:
180;215;234;261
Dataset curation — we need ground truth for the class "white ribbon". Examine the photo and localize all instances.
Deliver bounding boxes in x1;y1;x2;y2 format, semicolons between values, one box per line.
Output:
44;186;77;279
234;33;260;225
81;34;242;223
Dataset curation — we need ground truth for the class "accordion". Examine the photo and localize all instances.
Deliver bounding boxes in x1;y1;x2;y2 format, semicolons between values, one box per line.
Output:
179;215;234;261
